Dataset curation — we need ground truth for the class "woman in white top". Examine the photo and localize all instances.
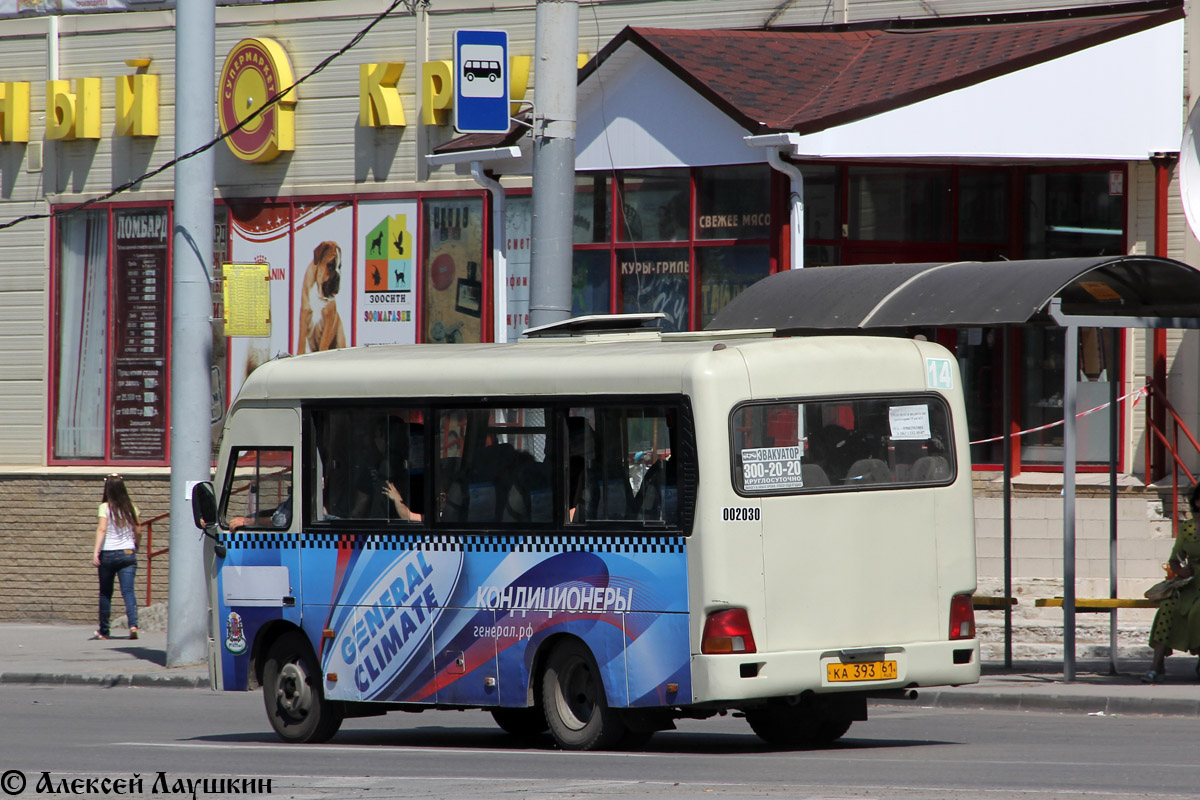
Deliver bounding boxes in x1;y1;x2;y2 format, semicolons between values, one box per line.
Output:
92;474;141;640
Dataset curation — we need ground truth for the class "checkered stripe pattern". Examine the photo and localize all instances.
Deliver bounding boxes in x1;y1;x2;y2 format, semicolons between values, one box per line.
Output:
219;532;685;553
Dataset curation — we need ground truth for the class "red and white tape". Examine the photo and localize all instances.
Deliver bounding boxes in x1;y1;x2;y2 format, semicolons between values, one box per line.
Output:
968;385;1148;446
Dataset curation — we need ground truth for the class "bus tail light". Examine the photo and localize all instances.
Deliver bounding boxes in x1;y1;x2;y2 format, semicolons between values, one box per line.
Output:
702;608;757;654
949;593;975;640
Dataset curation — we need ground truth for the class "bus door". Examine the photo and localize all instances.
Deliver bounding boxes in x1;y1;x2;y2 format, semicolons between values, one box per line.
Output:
214;407;302;691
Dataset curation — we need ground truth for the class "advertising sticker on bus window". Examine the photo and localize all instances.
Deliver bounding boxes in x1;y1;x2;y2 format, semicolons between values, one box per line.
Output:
741;446;804;490
888;404;931;440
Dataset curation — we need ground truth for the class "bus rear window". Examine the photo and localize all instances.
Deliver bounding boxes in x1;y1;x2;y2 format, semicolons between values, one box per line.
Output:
731;395;954;494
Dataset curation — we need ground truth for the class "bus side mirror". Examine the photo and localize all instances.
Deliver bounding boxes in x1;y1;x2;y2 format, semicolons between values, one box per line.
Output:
191;482;217;529
190;482;226;559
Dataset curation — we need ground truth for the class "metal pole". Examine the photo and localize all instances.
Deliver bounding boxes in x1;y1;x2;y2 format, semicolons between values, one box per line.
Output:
1002;325;1013;668
528;0;578;328
1108;327;1119;674
168;0;215;666
1062;323;1079;681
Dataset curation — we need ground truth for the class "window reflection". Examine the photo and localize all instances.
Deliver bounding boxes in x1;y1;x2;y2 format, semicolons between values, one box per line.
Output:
849;166;951;242
617;170;690;242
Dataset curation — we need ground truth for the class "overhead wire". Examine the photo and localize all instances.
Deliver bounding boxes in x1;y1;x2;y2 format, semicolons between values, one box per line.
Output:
0;0;411;233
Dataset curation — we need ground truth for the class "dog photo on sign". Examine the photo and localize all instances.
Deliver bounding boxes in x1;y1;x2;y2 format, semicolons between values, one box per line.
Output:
298;240;347;353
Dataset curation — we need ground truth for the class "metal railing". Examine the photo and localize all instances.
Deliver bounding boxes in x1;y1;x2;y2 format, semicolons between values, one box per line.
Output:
1143;382;1200;532
142;511;171;606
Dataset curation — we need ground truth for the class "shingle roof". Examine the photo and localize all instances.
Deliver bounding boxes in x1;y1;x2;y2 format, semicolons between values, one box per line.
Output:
620;3;1182;134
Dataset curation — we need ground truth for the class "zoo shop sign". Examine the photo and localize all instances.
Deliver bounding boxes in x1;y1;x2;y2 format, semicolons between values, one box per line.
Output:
0;36;587;160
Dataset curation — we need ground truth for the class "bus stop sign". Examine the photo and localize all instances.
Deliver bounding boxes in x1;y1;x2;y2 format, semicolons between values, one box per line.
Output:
454;30;509;134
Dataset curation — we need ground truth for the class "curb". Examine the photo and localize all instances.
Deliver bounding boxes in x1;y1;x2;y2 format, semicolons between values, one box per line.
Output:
873;689;1200;718
0;672;209;689
4;673;1198;717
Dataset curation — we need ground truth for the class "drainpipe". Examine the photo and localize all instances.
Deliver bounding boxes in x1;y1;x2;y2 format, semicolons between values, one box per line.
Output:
45;15;58;188
746;133;805;269
425;146;523;342
1150;153;1176;482
471;162;508;343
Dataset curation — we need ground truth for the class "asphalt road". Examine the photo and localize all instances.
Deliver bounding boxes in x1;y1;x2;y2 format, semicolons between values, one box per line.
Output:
0;684;1189;799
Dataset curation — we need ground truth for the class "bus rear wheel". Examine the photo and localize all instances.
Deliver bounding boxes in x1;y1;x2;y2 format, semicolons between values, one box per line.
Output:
745;703;853;748
262;631;344;744
541;639;627;750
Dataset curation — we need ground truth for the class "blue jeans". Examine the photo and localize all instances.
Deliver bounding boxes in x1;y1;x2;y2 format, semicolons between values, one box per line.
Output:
97;550;138;636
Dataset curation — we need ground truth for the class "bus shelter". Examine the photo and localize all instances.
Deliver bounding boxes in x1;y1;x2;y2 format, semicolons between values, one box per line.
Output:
707;255;1200;680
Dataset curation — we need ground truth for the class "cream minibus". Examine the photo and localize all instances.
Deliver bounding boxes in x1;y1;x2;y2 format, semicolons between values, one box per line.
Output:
191;315;978;750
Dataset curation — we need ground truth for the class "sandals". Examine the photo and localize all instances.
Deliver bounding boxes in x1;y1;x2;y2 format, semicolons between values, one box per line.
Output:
89;631;109;641
1141;669;1166;684
129;627;138;640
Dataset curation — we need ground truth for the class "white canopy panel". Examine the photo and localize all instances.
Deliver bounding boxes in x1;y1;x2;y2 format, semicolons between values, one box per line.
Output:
784;19;1183;161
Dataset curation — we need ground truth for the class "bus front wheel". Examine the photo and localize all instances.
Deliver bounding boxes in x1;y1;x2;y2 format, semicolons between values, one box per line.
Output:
262;631;344;744
541;639;627;750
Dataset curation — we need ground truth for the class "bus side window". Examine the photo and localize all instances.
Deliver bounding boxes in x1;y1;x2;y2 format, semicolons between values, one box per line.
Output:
437;407;550;525
310;408;426;523
569;405;679;525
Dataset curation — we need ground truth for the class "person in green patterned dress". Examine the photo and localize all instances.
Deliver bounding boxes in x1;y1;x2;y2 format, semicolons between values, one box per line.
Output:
1143;483;1200;683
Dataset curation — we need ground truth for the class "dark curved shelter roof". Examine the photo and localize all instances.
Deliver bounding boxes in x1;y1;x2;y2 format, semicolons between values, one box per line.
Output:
706;256;1200;332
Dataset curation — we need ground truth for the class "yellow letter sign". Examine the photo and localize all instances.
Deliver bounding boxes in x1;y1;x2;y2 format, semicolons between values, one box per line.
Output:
46;78;101;141
0;81;30;143
115;73;160;137
360;62;406;128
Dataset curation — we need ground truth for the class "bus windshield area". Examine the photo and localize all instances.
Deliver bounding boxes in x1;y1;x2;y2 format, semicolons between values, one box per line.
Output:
221;448;293;531
307;402;685;529
732;394;954;493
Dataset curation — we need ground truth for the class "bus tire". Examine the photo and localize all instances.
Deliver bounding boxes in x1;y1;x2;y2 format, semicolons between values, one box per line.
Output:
541;639;627;751
745;703;851;748
262;631;343;744
491;707;548;737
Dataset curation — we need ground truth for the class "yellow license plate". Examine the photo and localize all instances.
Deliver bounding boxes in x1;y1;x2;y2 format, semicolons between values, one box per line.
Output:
826;660;897;683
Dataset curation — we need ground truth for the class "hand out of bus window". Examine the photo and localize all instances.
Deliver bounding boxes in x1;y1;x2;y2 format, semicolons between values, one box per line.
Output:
383;480;422;521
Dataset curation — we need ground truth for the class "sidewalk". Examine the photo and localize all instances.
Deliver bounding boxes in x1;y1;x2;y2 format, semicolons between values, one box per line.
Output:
1;623;1198;716
0;623;208;689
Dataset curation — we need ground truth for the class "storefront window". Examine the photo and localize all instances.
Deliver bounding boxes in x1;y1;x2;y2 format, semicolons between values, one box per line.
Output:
695;165;770;240
574;174;609;244
53;207;170;463
698;246;770;328
572;250;610;317
849;166;951;242
617;247;689;332
505;195;533;340
54;210;110;460
804;244;842;267
1020;327;1114;465
1025;170;1123;258
617;170;690;242
957;327;1004;467
423;197;484;344
799;164;839;240
959;170;1009;244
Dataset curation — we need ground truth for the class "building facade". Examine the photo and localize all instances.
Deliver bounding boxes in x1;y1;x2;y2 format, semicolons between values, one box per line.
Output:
0;0;1196;639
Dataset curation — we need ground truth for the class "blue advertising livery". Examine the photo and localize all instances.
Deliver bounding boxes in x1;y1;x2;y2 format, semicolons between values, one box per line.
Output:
215;531;690;708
